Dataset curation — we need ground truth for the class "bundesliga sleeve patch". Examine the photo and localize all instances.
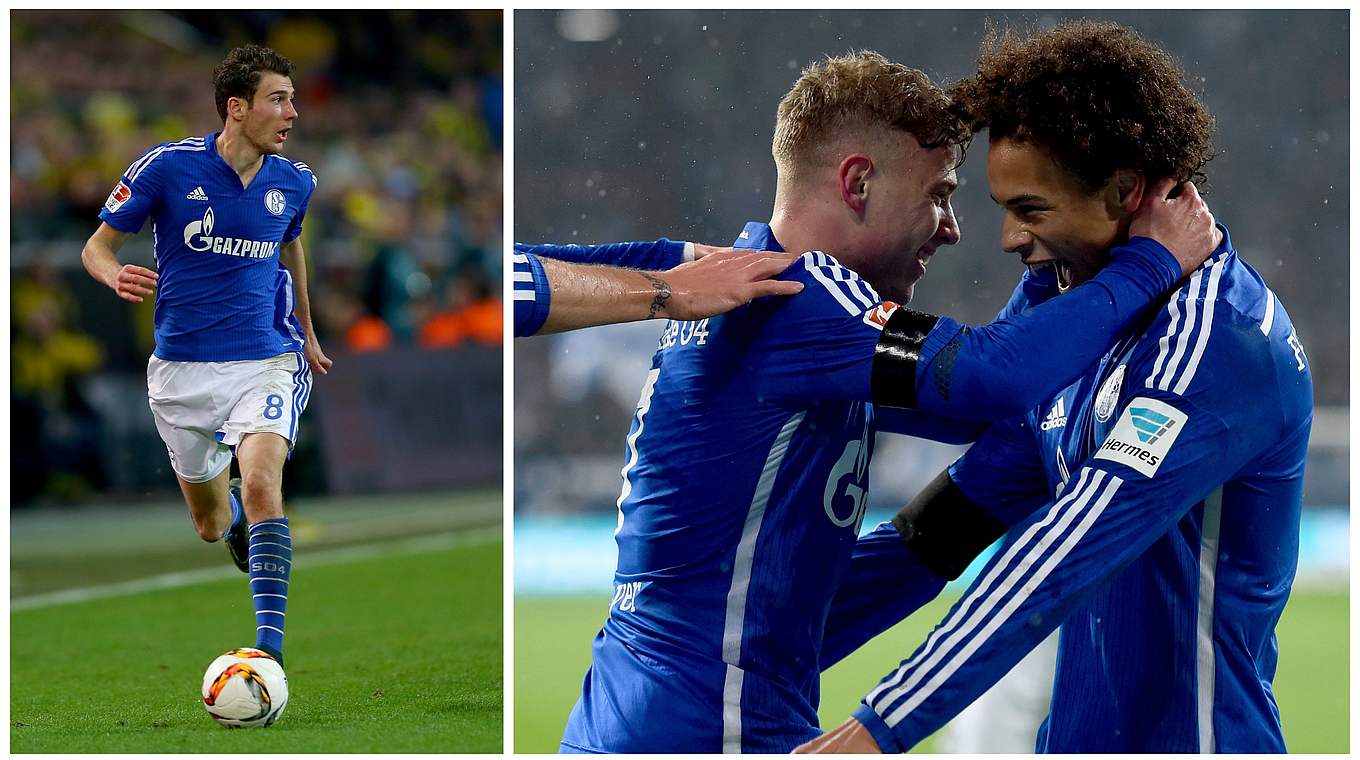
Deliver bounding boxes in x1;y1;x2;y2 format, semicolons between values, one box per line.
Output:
104;180;132;213
1094;396;1188;477
863;301;901;331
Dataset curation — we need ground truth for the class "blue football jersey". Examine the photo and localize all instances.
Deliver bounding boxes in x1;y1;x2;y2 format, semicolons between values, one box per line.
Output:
512;239;689;337
561;221;1186;753
855;226;1313;753
99;133;316;361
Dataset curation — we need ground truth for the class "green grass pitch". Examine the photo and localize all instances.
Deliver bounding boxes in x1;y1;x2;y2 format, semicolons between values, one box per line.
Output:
514;588;1347;752
12;537;502;752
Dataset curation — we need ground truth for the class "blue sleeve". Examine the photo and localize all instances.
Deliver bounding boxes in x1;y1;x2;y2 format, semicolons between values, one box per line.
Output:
283;163;316;243
858;315;1304;750
98;147;167;233
513;238;687;270
993;266;1059;322
512;251;552;337
874;237;1182;421
747;242;1173;436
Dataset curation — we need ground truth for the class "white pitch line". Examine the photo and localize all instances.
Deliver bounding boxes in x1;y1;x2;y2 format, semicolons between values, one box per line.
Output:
11;526;501;612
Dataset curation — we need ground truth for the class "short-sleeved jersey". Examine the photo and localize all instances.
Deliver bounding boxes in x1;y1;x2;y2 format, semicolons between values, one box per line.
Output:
511;239;689;337
856;227;1314;753
99;133;316;361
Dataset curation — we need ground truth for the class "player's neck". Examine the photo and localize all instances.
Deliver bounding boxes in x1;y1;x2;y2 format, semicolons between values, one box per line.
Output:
215;130;265;182
769;201;834;259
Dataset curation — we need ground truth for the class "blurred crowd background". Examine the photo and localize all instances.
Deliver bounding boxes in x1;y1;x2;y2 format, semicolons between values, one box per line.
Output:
12;10;503;505
515;10;1349;520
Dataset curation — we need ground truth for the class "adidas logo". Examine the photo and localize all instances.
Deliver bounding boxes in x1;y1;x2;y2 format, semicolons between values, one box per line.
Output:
1040;397;1067;431
186;186;209;201
1129;406;1177;444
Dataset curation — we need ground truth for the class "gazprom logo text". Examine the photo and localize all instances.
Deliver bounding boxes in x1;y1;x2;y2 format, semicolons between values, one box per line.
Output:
183;207;278;259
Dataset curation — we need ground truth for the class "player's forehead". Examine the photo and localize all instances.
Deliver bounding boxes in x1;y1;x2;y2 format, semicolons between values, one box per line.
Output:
254;72;294;98
912;144;959;190
987;138;1079;201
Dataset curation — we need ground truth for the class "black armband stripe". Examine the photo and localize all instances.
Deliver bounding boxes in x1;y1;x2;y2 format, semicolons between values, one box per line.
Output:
871;308;940;409
893;470;1007;581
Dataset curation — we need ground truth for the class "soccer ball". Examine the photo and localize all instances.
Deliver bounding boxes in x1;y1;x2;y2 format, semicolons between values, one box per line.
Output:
201;648;288;728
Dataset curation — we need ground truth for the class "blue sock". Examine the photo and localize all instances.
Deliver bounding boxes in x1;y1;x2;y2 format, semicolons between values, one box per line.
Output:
223;492;245;540
248;517;292;661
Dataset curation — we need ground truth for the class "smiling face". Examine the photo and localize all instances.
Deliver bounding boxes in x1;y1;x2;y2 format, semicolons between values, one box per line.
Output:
237;72;297;155
987;137;1131;293
855;137;962;303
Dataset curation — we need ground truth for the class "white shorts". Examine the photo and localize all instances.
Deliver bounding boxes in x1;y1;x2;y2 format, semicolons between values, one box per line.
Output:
147;352;313;483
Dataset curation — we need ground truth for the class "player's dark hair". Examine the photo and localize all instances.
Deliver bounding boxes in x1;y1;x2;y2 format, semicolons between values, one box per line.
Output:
775;51;971;170
949;20;1215;192
213;45;295;122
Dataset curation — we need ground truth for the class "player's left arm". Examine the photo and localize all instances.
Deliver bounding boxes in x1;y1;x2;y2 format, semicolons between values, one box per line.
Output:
803;322;1299;753
279;237;331;375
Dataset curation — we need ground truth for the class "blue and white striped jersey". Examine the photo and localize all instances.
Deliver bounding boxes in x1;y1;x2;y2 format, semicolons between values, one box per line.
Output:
511;239;690;336
99;133;316;362
561;222;1188;753
855;226;1313;753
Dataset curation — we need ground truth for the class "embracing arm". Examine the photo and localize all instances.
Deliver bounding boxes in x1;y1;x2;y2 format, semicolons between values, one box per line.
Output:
280;237;332;374
516;249;804;337
874;180;1218;420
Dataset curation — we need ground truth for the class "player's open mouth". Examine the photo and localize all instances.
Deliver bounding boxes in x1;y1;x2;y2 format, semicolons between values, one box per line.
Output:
1028;261;1075;293
277;129;289;142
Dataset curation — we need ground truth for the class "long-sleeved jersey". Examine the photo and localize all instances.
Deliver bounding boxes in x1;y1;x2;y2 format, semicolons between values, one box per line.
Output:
855;227;1313;753
99;133;316;361
511;239;690;336
561;221;1185;753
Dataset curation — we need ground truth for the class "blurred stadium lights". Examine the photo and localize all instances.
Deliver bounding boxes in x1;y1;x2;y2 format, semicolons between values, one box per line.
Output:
556;9;619;43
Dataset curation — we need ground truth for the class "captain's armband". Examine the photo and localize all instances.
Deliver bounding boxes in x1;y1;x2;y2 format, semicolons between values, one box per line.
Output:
871;308;940;409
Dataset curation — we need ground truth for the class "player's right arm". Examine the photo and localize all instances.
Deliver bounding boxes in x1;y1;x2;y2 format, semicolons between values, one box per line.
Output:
513;248;803;337
85;143;172;303
82;223;157;303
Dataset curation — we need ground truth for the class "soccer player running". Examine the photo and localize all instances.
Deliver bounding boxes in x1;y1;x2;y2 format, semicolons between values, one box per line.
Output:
81;45;326;667
800;22;1312;754
558;51;1217;753
513;240;804;336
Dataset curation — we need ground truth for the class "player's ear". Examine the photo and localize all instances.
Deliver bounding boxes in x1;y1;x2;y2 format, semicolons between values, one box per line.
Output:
1106;169;1144;217
228;95;249;122
839;154;873;215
